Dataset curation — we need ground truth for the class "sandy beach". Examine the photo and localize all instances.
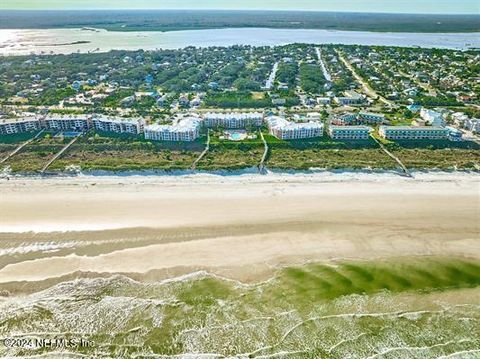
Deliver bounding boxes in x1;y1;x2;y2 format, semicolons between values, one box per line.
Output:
0;171;479;358
0;171;479;287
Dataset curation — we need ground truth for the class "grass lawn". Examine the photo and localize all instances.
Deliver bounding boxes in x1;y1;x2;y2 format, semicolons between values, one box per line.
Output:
209;130;264;147
251;91;266;100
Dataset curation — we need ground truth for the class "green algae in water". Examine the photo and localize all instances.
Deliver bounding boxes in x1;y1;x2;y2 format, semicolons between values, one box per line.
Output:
1;256;479;358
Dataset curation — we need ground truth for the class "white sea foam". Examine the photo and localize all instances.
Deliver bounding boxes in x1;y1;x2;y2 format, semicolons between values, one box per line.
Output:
0;241;77;256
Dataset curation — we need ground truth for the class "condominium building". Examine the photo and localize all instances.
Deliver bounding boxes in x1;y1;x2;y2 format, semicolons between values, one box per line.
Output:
203;112;263;129
335;90;366;105
358;112;386;124
293;112;321;122
420;108;446;127
331;112;386;126
379;126;448;140
40;115;92;132
328;125;372;140
92;116;145;135
465;118;480;133
0;117;41;135
144;117;201;142
445;126;463;141
330;113;357;125
266;116;323;140
317;97;331;105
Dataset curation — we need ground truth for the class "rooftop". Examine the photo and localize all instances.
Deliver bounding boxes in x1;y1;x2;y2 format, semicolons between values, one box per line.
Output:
266;116;322;131
1;117;39;124
204;112;263;119
380;125;446;131
329;125;372;130
93;115;144;125
146;117;201;133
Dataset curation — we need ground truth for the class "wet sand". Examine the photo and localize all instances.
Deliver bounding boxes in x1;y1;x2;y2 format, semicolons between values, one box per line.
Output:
0;172;479;286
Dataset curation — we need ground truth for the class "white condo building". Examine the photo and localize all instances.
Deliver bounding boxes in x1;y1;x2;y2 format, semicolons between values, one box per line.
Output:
40;115;92;132
331;112;385;126
358;112;386;124
328;125;372;140
266;116;323;140
420;108;446;127
465;118;480;133
144;117;201;142
0;117;41;135
92;116;145;135
331;113;357;125
203;112;263;129
335;91;366;106
379;126;448;140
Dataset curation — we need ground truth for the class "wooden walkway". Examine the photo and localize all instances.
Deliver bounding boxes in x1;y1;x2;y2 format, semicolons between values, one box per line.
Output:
0;130;45;165
191;130;210;170
372;136;411;177
41;134;81;173
258;131;269;174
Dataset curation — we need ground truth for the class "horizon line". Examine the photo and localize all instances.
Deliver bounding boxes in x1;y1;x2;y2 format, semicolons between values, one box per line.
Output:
1;8;479;16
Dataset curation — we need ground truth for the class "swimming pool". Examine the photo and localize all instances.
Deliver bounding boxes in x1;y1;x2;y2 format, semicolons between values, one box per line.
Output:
225;130;248;141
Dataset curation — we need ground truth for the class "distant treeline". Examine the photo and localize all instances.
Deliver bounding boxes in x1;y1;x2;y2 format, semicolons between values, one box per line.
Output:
1;10;479;33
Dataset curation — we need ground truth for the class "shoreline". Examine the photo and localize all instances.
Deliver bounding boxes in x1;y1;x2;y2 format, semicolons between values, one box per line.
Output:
3;25;480;34
2;167;479;180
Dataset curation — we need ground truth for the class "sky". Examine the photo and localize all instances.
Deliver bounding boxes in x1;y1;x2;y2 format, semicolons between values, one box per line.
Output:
1;0;479;14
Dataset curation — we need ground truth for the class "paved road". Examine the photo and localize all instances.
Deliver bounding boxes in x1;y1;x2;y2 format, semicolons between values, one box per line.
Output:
264;61;279;90
336;50;397;108
315;47;332;82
